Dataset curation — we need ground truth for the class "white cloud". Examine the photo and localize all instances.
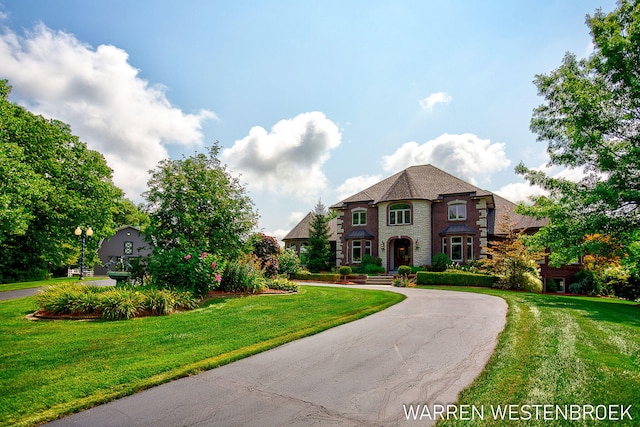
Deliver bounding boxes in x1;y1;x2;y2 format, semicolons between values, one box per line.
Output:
221;112;341;200
287;211;306;226
419;91;452;112
495;161;588;204
495;181;546;204
382;133;511;185
335;174;383;201
0;23;216;200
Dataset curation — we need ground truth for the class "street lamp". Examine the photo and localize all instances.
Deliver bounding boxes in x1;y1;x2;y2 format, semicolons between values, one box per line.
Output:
74;226;93;280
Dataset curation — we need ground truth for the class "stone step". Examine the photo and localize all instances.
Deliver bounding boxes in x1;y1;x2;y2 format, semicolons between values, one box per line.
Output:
365;275;395;285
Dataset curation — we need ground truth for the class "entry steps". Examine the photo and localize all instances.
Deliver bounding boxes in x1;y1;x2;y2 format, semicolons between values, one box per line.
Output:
365;275;395;286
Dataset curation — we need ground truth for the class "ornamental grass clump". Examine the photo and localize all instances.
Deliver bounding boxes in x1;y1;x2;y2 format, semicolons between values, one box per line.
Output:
220;257;266;293
36;284;199;320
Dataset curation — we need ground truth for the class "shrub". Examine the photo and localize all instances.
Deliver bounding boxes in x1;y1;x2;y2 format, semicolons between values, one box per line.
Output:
397;265;412;276
148;248;221;298
220;258;265;293
546;278;558;293
36;284;199;320
416;271;496;287
278;248;301;277
96;288;144;320
364;264;386;274
339;266;352;276
393;275;416;287
568;282;583;294
37;283;85;315
249;233;281;278
268;277;300;292
140;288;174;315
432;253;451;272
521;272;543;293
291;272;340;282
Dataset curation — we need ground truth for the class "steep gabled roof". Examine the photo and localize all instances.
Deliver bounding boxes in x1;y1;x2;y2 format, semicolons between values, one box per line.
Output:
282;212;338;242
331;164;492;207
329;164;547;233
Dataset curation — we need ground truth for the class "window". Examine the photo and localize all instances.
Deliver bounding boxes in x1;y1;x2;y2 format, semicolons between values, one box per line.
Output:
352;240;362;263
448;203;467;221
442;237;447;256
389;203;411;225
466;236;473;260
352;209;367;226
123;241;134;255
365;241;372;257
451;236;463;262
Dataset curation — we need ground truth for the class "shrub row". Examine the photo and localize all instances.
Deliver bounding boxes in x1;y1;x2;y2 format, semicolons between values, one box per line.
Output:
416;271;496;287
37;283;198;320
291;272;340;282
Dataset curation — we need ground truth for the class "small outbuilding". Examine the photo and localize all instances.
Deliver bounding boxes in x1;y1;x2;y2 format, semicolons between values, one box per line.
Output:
94;226;152;275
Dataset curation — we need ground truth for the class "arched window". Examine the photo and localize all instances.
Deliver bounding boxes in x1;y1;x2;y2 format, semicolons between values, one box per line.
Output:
389;203;411;225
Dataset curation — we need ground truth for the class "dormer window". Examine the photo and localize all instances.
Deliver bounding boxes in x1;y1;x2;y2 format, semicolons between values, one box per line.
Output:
389;203;411;225
352;209;367;226
448;201;467;221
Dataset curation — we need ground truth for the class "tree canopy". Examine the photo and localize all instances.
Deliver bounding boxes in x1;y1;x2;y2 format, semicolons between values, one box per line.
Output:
0;80;124;282
516;0;640;267
143;144;258;261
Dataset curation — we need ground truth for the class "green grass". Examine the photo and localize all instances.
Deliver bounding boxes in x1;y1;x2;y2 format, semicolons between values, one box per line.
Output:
0;277;100;292
0;285;404;427
418;286;640;426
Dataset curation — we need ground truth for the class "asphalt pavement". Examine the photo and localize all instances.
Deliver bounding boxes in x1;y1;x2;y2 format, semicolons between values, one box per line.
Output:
0;278;115;300
45;285;507;427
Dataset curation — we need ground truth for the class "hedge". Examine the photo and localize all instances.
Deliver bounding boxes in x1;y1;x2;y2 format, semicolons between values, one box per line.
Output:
291;272;341;282
416;271;496;287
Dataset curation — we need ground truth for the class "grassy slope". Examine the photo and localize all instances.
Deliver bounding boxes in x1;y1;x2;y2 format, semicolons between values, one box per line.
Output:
425;287;640;426
0;286;404;427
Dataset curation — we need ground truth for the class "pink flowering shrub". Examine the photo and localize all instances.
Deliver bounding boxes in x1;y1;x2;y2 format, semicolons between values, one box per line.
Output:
148;247;222;298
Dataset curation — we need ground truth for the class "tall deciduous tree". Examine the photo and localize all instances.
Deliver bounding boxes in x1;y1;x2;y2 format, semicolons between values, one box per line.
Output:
516;1;640;267
0;80;124;282
143;144;258;261
306;200;332;272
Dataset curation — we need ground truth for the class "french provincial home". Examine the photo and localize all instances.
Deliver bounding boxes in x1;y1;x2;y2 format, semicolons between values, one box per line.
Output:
284;164;580;291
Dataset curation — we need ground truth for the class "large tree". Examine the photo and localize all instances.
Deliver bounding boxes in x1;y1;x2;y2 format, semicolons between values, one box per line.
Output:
516;0;640;266
0;80;124;282
143;144;258;261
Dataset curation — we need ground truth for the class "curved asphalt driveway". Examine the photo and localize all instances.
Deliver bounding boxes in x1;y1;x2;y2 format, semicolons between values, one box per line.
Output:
46;285;507;427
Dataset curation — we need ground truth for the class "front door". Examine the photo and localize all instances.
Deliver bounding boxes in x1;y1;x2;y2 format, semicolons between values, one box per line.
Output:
394;238;412;269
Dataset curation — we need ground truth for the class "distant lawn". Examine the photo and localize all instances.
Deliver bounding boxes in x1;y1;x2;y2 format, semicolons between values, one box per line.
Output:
0;285;404;427
0;277;100;292
418;286;640;427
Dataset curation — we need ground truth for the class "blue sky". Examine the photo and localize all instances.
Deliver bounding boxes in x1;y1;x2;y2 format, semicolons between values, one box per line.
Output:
0;0;618;241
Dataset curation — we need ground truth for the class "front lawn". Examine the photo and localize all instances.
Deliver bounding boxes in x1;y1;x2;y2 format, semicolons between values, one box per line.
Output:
0;285;404;427
420;286;640;426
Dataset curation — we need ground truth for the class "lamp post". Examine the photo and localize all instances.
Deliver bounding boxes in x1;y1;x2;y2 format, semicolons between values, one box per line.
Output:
74;226;93;280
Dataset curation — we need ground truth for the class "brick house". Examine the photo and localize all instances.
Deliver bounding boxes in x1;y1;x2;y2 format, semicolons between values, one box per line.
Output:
285;164;578;290
282;212;338;267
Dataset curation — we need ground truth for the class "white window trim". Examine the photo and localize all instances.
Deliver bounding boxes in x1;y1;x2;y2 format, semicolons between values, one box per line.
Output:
352;240;362;263
450;236;464;262
389;203;411;225
447;200;467;221
351;208;367;226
